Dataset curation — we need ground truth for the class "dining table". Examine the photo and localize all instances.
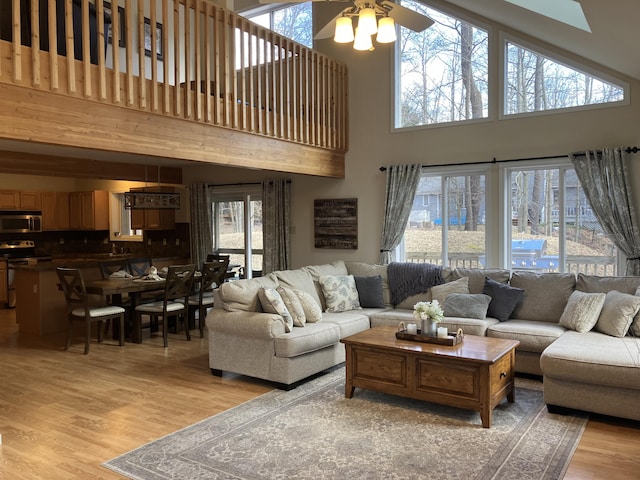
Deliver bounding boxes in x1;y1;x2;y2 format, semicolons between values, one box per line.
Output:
85;276;166;343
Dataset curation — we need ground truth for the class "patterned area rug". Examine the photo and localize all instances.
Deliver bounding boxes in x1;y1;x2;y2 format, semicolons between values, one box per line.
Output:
104;368;588;480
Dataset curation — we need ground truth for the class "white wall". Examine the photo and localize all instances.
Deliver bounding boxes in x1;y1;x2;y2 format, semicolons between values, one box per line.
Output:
183;3;640;269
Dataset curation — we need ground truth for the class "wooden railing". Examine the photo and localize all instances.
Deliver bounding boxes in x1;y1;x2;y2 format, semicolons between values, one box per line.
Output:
0;0;348;152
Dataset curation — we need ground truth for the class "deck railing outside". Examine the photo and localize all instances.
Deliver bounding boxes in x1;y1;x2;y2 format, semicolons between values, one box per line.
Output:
0;0;348;151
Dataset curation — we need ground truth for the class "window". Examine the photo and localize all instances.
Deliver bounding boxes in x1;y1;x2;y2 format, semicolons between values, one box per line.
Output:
109;192;143;242
504;39;626;115
401;161;619;276
506;163;618;275
402;171;487;268
242;3;313;48
211;188;263;278
396;2;489;128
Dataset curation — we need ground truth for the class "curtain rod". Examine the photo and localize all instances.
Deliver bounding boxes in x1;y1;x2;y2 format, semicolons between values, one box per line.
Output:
378;146;639;171
209;180;292;187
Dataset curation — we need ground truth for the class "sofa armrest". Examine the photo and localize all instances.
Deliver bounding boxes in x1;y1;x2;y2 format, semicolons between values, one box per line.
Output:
206;309;286;339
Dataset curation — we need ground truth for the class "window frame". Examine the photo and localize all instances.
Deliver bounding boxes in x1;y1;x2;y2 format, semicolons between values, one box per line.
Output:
109;191;143;242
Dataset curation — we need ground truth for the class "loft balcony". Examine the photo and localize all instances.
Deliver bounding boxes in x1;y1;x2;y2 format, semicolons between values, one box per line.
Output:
0;0;349;182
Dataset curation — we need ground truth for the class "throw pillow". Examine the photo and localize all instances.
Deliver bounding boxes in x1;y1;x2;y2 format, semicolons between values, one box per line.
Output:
292;289;323;323
354;275;385;308
559;290;606;333
630;286;640;337
257;288;294;332
482;277;524;322
430;277;469;306
277;286;306;327
318;275;361;313
595;290;640;337
443;293;492;319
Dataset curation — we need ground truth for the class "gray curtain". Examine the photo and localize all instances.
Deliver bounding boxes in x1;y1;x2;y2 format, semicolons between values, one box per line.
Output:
262;179;290;274
570;147;640;275
379;164;422;264
188;184;213;269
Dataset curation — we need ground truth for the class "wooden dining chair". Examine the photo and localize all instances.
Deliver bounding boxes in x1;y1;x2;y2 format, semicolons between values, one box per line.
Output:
57;267;125;354
185;259;230;337
134;264;197;347
98;259;133;336
127;257;152;276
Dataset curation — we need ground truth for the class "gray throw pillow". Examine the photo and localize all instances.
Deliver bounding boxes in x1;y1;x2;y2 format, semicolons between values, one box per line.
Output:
354;275;385;308
482;277;524;322
443;293;492;319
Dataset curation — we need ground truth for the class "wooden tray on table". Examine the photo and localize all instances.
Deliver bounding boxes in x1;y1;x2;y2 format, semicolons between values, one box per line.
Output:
396;328;464;346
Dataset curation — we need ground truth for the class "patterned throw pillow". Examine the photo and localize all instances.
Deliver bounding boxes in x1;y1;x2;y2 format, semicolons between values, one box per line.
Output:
257;288;294;332
559;290;606;333
318;275;362;313
277;286;306;327
292;289;323;323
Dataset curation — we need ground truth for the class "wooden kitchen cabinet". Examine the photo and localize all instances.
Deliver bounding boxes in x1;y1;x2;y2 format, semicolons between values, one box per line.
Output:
41;192;71;230
0;190;41;210
130;187;176;230
69;191;109;230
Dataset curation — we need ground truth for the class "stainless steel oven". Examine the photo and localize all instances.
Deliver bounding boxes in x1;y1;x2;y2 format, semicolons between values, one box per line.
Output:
0;212;42;233
1;240;50;308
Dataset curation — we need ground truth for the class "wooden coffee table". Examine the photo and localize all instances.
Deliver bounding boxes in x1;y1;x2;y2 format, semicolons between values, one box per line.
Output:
341;326;520;428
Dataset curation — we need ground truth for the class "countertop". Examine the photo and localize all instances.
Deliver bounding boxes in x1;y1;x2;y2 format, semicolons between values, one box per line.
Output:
10;255;188;271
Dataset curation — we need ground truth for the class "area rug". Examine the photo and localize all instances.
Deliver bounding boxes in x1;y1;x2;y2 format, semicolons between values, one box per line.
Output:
104;368;588;480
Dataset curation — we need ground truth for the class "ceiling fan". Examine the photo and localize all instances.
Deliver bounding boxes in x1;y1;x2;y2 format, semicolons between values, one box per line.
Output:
258;0;434;50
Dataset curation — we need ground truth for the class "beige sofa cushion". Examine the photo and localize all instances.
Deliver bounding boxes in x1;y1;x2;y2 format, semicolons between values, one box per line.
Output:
510;271;576;322
274;323;341;358
447;268;511;294
488;319;566;353
576;273;640;294
218;274;278;312
595;290;640;337
346;261;391;306
273;268;322;309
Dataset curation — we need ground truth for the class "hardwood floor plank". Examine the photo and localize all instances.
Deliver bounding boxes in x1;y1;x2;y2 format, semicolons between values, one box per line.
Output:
1;308;639;479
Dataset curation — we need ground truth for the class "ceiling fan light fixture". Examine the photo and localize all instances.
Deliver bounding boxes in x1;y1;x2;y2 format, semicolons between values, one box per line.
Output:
353;26;373;51
358;7;378;35
376;16;396;43
334;16;355;43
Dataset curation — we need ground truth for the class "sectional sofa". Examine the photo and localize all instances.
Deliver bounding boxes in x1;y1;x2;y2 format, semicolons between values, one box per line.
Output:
206;260;640;421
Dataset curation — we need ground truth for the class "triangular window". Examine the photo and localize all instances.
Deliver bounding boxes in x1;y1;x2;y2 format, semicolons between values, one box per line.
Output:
504;39;626;115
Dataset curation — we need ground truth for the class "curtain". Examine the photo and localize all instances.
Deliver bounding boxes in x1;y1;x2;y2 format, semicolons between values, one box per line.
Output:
379;164;422;264
188;184;213;269
570;147;640;275
262;179;290;274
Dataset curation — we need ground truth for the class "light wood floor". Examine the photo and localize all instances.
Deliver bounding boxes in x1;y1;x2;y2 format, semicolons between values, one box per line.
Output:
0;308;638;479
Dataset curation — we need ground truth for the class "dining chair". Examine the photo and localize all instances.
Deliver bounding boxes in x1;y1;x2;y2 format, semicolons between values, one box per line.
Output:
206;253;230;263
56;267;125;355
134;264;197;347
127;257;152;276
185;258;230;337
98;259;133;337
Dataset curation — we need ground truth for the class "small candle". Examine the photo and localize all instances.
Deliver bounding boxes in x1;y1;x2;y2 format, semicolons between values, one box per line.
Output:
407;323;418;335
437;327;448;338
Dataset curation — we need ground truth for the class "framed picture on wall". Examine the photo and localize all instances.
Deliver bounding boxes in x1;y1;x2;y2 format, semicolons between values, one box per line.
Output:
314;198;358;249
144;17;163;61
104;2;126;48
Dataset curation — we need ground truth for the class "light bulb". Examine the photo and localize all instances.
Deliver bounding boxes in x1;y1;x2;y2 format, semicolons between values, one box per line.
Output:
376;16;396;43
353;26;373;51
358;7;377;35
334;16;354;43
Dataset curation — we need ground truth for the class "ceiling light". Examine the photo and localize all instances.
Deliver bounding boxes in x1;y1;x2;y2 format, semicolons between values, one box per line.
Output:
358;7;378;35
376;16;396;43
353;27;373;51
334;16;355;43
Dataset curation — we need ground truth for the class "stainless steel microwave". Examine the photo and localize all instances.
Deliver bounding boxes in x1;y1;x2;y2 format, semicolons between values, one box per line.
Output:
0;212;42;233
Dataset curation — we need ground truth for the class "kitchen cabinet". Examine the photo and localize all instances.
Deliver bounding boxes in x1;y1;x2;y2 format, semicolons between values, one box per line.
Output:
130;187;176;230
69;191;109;230
0;190;42;210
41;192;71;230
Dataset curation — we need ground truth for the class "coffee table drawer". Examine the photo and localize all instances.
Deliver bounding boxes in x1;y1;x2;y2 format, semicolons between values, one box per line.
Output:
353;348;408;387
416;358;478;397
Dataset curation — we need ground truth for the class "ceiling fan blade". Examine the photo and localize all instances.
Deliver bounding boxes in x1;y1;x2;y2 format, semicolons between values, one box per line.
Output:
380;0;434;32
314;7;352;40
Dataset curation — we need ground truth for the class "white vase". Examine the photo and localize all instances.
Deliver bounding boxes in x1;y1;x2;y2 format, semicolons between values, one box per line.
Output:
421;318;437;337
